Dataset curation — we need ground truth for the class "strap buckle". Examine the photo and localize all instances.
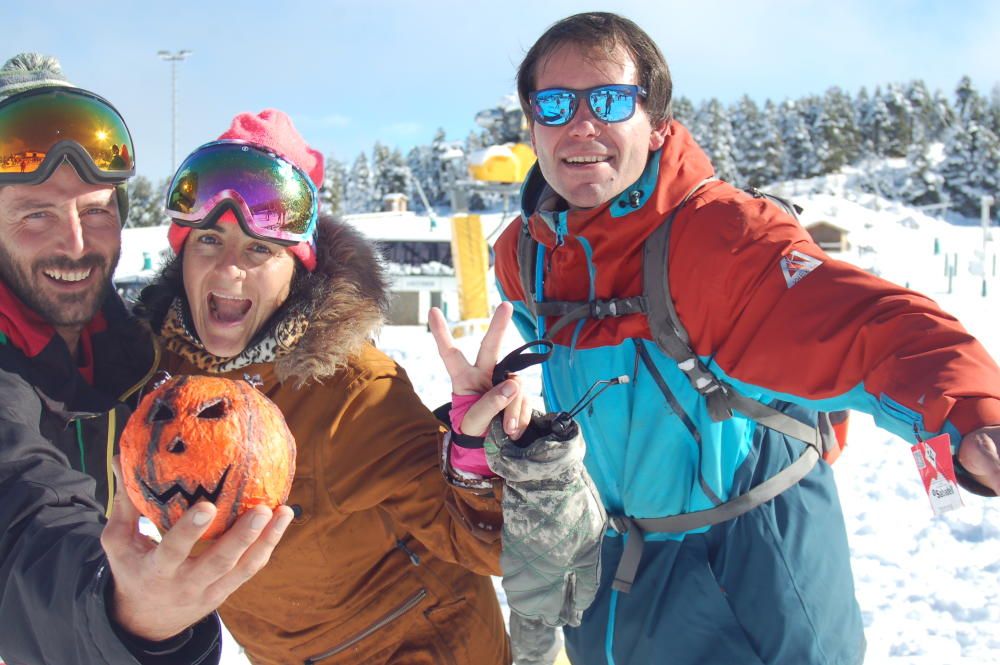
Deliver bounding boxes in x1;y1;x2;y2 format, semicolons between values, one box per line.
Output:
590;297;647;320
608;515;630;534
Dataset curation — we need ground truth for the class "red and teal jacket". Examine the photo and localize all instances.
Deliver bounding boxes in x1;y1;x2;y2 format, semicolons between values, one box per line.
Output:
494;120;1000;534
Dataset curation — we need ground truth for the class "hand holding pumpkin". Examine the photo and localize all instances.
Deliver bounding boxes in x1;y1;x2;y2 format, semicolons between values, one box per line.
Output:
102;458;295;642
101;374;299;641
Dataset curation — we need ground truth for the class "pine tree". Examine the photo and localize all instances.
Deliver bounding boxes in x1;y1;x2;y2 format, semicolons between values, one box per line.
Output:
989;83;1000;136
369;143;410;211
902;133;943;206
692;98;739;183
320;156;347;217
778;99;818;179
672;96;695;126
125;176;169;228
941;77;1000;220
930;90;955;137
758;100;785;185
370;141;391;209
858;85;893;157
905;80;936;147
880;83;913;158
732;95;782;188
345;152;374;214
854;87;872;155
428;128;451;205
813;87;860;173
954;76;981;124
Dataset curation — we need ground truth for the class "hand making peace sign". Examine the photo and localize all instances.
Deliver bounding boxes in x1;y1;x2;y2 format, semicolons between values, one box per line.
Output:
429;302;533;439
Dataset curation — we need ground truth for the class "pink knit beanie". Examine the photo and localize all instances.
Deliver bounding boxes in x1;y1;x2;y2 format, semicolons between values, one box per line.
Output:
167;109;323;270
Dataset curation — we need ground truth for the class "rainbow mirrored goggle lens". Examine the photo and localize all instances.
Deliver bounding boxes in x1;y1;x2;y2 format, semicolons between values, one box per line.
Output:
529;84;648;127
164;141;318;246
0;87;135;184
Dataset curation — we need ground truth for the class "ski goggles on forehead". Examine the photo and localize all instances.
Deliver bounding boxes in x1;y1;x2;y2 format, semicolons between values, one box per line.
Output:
529;84;648;127
164;140;318;247
0;86;135;185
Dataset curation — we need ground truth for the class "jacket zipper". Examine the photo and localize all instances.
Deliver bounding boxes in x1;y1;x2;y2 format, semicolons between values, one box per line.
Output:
118;336;161;403
303;588;427;664
544;214;568;273
70;409;119;516
395;538;421;566
106;336;160;517
537;214;623;508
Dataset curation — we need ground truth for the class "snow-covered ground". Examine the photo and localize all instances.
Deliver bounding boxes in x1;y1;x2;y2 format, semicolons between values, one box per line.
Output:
179;178;999;665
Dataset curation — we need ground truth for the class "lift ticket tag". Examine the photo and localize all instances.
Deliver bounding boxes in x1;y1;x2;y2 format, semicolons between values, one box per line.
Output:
910;433;963;515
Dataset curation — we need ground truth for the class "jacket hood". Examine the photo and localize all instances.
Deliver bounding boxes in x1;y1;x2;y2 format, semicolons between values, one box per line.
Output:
275;216;389;384
142;215;390;386
520;120;716;245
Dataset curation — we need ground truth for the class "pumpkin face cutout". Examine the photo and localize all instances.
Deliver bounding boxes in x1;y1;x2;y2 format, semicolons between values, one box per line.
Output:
120;374;296;540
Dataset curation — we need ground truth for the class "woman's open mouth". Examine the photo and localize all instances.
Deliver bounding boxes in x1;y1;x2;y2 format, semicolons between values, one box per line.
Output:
208;292;252;324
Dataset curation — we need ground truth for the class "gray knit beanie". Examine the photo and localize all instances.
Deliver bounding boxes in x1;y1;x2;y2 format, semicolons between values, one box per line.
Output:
0;53;73;102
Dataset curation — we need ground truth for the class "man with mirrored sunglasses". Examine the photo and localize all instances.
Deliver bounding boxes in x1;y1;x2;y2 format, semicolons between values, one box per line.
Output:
0;53;292;665
491;12;1000;665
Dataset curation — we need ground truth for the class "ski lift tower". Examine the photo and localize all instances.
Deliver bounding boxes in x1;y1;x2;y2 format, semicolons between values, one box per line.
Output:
445;97;536;334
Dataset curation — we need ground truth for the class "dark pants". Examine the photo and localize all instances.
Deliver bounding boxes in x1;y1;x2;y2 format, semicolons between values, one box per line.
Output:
564;407;866;665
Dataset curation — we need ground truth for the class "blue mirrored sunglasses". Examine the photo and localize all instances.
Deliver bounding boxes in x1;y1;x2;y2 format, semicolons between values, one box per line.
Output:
529;84;648;127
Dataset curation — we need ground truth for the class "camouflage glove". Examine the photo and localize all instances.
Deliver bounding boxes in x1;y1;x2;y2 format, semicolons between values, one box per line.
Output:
509;613;563;665
486;411;606;629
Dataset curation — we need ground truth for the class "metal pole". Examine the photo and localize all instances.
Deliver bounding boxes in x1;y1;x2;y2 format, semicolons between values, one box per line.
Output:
157;50;192;175
171;59;178;172
982;195;995;248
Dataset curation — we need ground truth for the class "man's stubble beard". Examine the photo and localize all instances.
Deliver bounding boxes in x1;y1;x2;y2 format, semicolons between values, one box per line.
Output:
0;241;120;327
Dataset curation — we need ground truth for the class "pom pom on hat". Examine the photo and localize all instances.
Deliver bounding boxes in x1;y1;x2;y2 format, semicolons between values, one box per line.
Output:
168;109;322;271
0;52;73;102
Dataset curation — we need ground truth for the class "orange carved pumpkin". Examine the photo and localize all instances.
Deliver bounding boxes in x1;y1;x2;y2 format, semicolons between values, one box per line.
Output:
120;374;296;539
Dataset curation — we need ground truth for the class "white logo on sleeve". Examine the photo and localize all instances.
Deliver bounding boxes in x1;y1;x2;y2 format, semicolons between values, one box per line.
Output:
780;250;823;288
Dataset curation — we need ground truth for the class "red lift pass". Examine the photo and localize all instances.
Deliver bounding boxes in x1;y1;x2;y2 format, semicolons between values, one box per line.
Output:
910;433;963;515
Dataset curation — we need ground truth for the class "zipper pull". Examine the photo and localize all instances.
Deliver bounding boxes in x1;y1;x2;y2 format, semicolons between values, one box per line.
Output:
555;215;568;245
396;539;421;566
545;215;569;273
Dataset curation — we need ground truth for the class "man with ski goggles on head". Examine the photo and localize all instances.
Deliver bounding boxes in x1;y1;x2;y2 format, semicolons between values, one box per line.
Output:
489;12;1000;665
0;53;291;665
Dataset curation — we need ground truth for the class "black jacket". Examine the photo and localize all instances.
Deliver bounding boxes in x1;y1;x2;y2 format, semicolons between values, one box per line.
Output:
0;283;222;665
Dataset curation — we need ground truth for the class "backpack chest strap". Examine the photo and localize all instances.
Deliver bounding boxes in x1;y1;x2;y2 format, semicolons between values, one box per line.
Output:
534;296;648;339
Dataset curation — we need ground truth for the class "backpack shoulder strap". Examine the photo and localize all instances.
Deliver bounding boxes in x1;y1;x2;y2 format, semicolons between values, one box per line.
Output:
643;177;738;422
516;222;539;318
641;179;834;453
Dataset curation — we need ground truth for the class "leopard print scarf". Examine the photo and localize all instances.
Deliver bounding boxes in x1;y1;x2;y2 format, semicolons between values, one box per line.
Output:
160;297;309;374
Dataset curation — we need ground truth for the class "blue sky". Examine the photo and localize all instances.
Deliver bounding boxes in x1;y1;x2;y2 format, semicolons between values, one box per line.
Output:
6;0;998;182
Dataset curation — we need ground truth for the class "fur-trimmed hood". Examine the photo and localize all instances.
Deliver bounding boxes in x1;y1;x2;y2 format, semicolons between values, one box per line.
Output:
276;216;390;383
140;215;390;386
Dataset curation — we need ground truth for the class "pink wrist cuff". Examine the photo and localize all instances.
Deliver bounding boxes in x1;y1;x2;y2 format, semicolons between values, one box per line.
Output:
449;445;493;476
449;393;481;435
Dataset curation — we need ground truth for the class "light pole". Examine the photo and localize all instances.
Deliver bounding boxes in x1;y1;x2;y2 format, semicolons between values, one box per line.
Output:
157;49;192;174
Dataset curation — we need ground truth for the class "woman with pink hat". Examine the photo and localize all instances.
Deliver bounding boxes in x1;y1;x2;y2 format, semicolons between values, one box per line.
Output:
137;110;521;664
